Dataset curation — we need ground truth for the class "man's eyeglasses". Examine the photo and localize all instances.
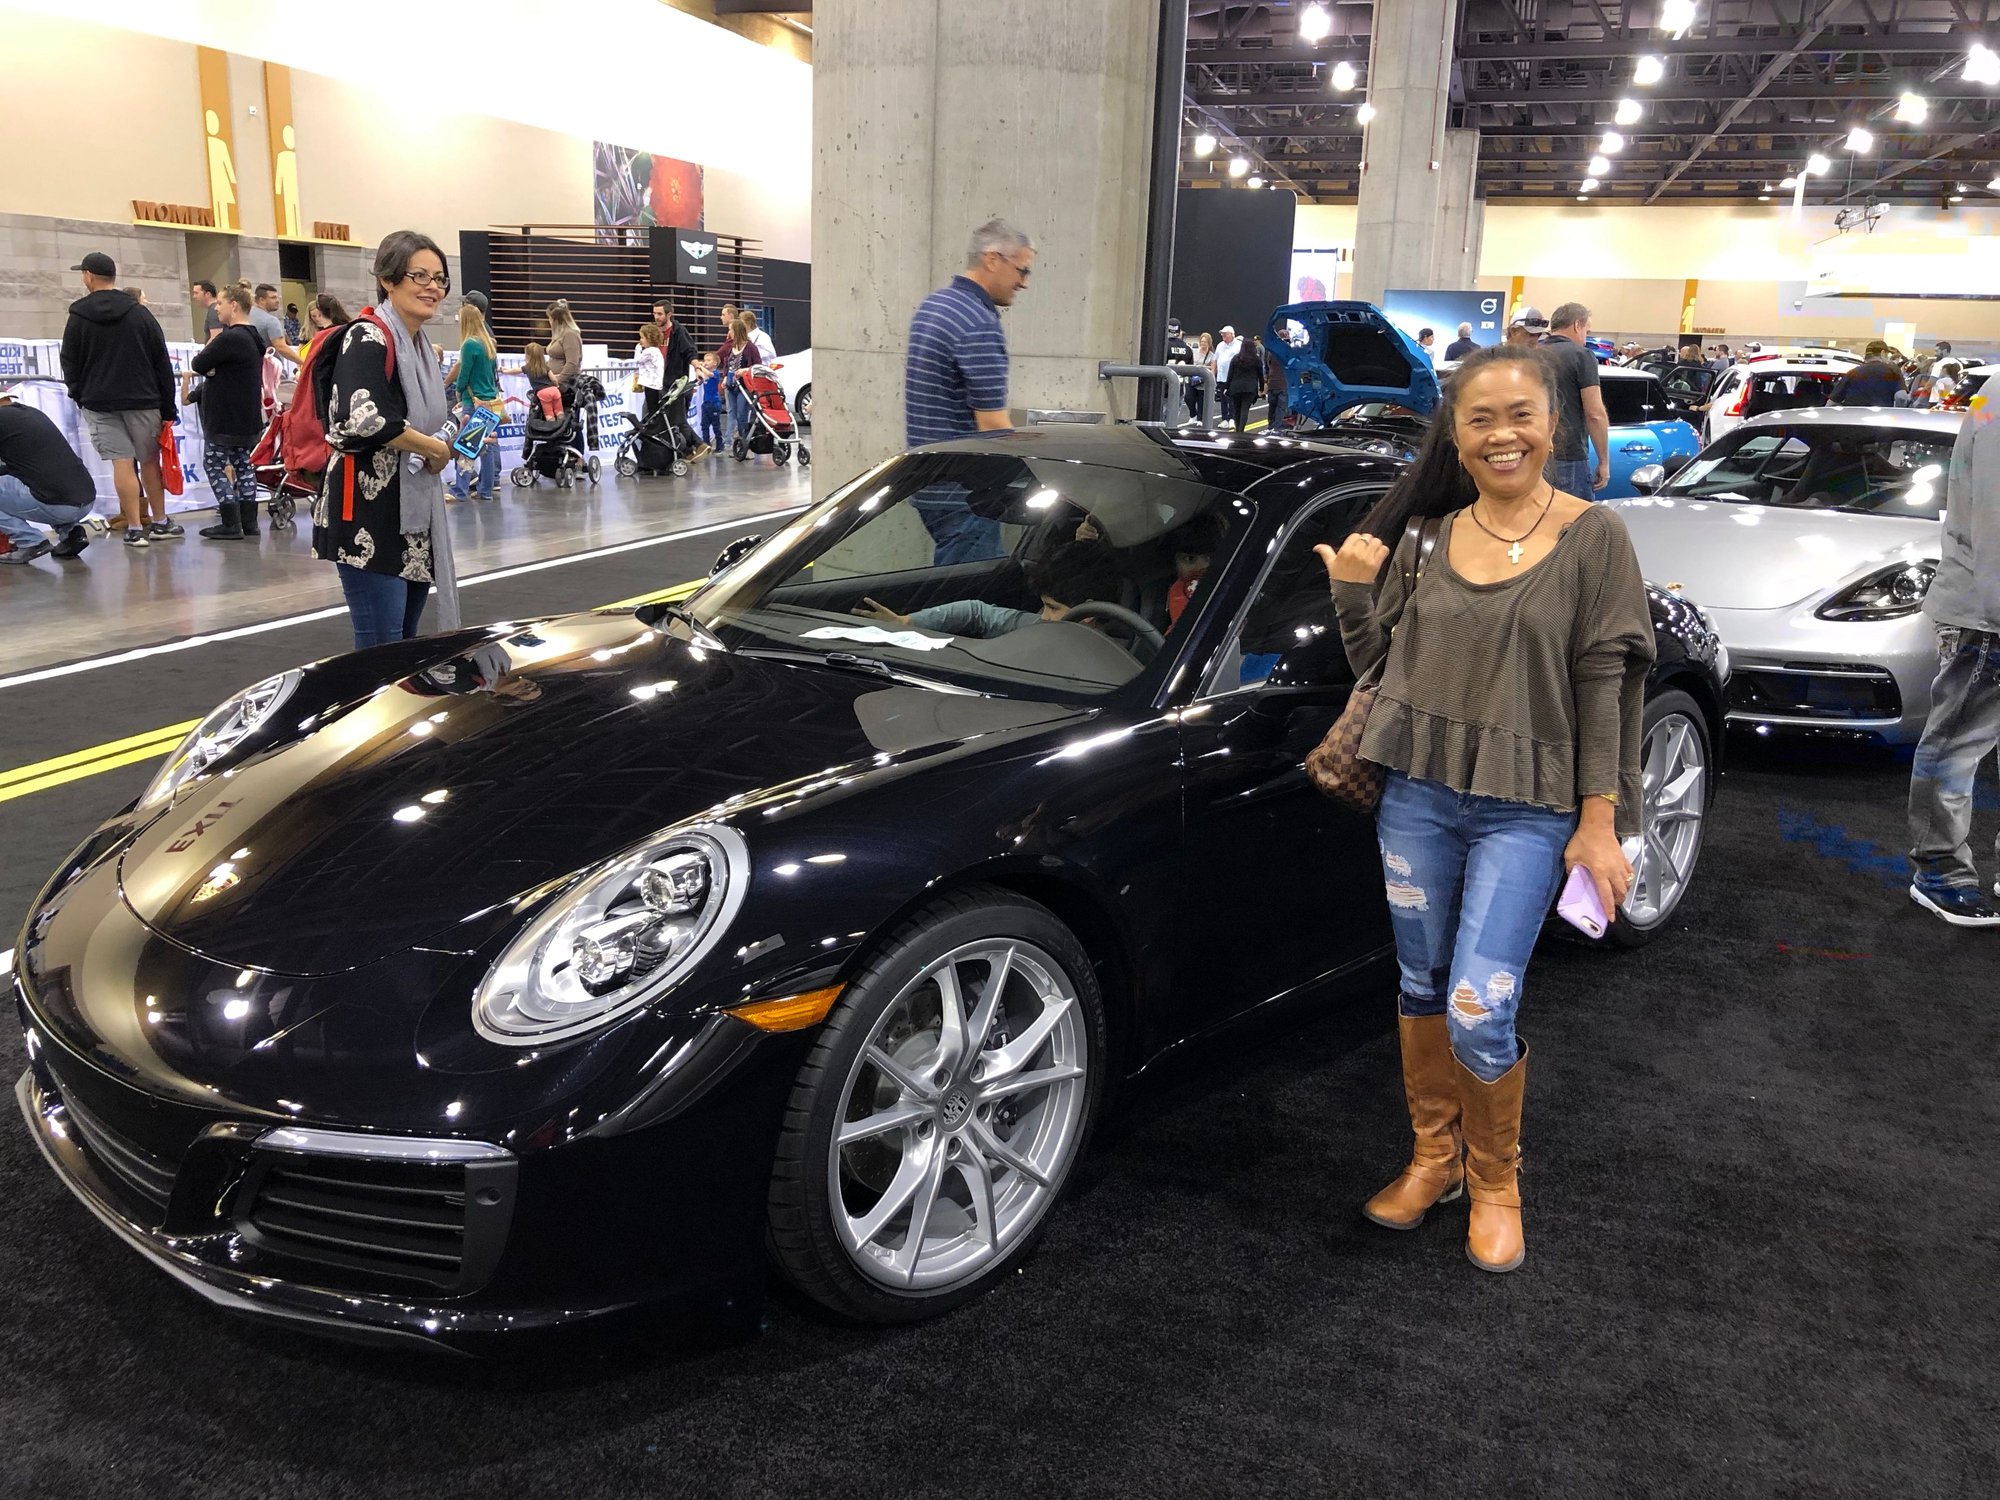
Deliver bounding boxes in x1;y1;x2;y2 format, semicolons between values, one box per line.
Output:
989;252;1032;280
402;269;451;291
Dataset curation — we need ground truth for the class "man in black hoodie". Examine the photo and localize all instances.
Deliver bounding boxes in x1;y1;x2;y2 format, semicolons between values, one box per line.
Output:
60;251;180;548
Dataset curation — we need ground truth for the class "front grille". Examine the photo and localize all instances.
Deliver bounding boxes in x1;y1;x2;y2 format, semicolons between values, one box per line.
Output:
1728;665;1902;722
235;1153;515;1293
59;1089;179;1224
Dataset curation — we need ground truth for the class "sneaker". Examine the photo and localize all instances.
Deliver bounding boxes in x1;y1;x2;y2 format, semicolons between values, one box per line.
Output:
0;539;52;566
50;524;91;558
123;527;150;549
148;519;185;539
1909;884;2000;928
692;444;713;460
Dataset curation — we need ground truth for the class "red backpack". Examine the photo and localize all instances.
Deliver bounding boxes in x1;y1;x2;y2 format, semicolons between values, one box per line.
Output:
288;309;397;480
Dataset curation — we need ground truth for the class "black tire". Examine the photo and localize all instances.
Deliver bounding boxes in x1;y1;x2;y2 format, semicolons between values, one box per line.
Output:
1609;689;1712;949
615;455;638;478
796;384;811;424
510;466;533;488
768;886;1106;1323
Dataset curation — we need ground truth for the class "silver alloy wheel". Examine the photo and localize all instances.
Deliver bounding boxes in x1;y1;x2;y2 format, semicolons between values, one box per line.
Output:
1621;710;1707;928
828;939;1088;1292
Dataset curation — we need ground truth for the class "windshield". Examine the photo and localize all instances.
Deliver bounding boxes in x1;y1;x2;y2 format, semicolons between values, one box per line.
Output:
1745;371;1836;417
1661;426;1954;516
688;450;1252;701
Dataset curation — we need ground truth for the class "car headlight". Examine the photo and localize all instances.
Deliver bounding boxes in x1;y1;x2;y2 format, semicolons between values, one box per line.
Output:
139;670;302;810
471;825;749;1046
1814;561;1937;622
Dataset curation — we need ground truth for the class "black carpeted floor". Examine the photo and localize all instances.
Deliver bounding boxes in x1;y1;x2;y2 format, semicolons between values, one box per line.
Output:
1;736;1995;1498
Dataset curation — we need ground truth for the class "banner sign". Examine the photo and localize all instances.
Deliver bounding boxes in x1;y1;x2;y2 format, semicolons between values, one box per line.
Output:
674;231;720;286
1382;289;1505;359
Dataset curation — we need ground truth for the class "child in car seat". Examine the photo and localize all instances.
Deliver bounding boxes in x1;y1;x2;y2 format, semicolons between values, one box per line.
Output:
1168;512;1230;625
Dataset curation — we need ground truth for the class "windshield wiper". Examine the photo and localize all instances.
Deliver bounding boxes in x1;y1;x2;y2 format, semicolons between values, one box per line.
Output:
735;646;975;693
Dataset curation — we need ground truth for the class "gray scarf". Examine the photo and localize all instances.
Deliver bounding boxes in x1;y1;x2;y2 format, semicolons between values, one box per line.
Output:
372;302;461;629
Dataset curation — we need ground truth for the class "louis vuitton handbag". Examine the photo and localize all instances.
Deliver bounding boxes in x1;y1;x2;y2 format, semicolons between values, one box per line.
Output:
1305;515;1443;813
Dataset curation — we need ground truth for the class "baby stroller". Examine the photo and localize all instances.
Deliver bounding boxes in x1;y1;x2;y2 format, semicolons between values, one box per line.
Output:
614;372;698;479
511;373;607;489
246;406;312;531
731;366;809;467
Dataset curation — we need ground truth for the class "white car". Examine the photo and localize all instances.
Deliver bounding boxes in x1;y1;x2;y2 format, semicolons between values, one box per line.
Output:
765;349;811;425
1702;354;1858;444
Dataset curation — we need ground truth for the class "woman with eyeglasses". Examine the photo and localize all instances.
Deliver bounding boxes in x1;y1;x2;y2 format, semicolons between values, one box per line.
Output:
312;229;462;650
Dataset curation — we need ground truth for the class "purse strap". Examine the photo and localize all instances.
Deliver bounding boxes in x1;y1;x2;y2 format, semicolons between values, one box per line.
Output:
1356;514;1445;690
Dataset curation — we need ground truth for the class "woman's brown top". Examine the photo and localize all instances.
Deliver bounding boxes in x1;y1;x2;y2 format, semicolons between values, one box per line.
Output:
1331;504;1657;838
545;324;582;383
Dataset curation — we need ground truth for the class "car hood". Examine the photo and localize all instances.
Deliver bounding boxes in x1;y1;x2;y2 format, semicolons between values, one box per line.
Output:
1266;301;1439;429
117;615;1085;974
1607;498;1940;610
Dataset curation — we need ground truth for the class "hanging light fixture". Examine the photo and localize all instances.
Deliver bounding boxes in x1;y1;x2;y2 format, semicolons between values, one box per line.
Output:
1965;44;2000;86
1988;174;2000;192
1247;175;1266;189
1356;101;1377;125
1229;155;1250;178
1330;60;1358;92
1806;153;1832;175
1600;131;1626;153
1615;97;1644;126
1779;176;1799;189
1193;132;1217;157
1845;127;1874;153
1580;177;1600;192
1634;55;1665;86
1588;154;1613;177
1300;4;1332;44
1661;0;1699;39
1895;93;1929;124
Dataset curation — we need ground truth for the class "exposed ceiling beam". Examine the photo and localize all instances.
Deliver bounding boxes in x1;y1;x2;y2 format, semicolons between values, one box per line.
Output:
1646;0;1856;203
1452;30;1957;61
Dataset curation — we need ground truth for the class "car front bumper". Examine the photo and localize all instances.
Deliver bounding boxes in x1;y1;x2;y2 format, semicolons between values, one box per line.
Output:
1705;603;1937;743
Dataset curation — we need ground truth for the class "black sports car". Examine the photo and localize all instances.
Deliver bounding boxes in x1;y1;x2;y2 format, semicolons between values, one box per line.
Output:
13;426;1726;1349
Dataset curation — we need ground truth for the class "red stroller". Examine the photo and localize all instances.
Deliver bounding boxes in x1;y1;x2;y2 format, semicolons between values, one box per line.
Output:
247;409;313;531
730;367;809;467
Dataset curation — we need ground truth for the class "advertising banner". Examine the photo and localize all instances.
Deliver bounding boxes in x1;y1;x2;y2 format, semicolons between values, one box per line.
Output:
673;231;720;287
1381;289;1506;360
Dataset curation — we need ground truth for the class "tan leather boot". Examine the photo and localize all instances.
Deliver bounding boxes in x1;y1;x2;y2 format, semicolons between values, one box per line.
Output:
1457;1045;1528;1273
1360;1013;1464;1229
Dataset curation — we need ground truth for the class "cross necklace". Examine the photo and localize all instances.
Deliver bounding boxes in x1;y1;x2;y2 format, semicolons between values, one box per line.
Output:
1468;481;1556;565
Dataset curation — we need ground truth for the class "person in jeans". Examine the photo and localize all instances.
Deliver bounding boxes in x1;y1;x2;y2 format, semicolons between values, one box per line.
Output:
1907;398;2000;926
447;301;504;502
60;251;181;548
313;230;461;650
1539;303;1609;499
184;285;269;540
1321;344;1656;1273
0;385;97;564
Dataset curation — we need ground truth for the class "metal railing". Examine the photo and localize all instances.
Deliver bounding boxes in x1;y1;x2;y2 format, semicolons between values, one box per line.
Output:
1096;361;1220;428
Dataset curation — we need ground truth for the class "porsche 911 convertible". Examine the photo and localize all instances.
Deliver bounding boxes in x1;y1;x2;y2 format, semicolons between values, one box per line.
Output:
14;425;1726;1349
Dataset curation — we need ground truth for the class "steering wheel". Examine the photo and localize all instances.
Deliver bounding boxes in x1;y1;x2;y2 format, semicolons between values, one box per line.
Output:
1061;600;1166;658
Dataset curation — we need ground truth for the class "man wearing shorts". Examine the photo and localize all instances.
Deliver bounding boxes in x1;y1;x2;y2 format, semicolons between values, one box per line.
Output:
61;251;180;548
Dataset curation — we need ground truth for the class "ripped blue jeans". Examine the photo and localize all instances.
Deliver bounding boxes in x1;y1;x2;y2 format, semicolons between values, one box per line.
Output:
1377;771;1576;1081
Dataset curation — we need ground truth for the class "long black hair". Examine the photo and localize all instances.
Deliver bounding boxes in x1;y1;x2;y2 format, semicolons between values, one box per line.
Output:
1358;342;1562;542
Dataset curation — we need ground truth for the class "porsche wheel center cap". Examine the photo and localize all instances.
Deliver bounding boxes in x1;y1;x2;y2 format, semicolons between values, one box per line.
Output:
941;1087;973;1129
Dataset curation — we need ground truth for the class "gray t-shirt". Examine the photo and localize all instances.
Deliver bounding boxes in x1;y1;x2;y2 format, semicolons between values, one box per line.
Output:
1332;506;1656;836
248;305;287;350
1540;336;1600;461
202;303;222;339
1930;408;2000;634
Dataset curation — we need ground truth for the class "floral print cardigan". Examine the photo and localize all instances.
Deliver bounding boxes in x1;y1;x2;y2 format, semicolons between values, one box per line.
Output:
311;317;434;584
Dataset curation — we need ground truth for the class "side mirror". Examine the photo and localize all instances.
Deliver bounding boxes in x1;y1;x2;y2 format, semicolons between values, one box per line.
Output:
1630;464;1666;495
1662;452;1692;478
711;534;763;576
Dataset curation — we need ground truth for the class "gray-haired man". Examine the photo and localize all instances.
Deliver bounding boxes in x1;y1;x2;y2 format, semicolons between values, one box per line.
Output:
904;219;1036;563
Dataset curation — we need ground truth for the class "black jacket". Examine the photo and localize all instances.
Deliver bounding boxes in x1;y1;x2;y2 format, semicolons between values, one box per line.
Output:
1829;359;1905;408
0;400;96;510
660;321;699;385
60;290;177;418
190;323;269;446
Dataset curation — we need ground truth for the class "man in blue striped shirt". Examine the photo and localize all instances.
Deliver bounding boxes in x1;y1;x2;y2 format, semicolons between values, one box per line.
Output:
905;219;1036;563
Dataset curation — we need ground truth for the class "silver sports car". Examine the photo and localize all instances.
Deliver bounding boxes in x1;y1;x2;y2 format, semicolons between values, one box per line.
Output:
1611;406;1959;744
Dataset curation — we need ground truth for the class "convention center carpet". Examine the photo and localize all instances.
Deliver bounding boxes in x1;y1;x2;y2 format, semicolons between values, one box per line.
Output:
0;715;1991;1492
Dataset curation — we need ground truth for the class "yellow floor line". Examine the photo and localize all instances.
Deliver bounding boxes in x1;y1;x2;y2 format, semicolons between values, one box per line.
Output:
0;578;704;805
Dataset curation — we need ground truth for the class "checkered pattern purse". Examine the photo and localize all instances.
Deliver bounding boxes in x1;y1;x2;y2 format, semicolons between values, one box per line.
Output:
1305;516;1442;813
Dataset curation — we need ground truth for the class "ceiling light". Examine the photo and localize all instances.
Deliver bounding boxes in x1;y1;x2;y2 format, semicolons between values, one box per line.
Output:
1661;0;1698;39
1600;131;1626;153
1780;176;1799;188
1356;100;1377;125
1634;54;1665;86
1300;4;1332;44
1988;175;2000;191
1193;131;1216;157
1247;175;1265;189
1578;195;1590;202
1229;155;1250;178
1330;60;1358;92
1845;127;1873;153
1614;97;1643;126
1580;177;1599;192
1895;92;1928;124
1758;194;1772;201
1966;44;2000;86
1806;153;1831;175
1588;154;1613;177
1951;192;1966;201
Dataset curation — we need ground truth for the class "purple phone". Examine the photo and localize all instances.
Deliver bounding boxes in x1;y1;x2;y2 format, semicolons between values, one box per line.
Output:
1557;863;1610;939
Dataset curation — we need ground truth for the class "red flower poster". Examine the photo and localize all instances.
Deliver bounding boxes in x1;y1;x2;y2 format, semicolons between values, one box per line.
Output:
593;141;705;230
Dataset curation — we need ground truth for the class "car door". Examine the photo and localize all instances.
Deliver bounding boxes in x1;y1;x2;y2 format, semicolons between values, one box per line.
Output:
1661;365;1714;415
1172;484;1396;1038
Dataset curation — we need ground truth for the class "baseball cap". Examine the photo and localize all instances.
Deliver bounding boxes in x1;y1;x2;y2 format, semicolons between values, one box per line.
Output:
463;290;490;317
1508;306;1549;332
71;251;117;278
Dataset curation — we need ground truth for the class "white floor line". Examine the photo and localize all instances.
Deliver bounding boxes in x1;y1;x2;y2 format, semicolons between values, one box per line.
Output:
0;508;803;695
1;949;12;973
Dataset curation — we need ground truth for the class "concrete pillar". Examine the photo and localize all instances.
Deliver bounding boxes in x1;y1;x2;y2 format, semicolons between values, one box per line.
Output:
1434;129;1484;290
810;0;1160;497
1351;0;1467;305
